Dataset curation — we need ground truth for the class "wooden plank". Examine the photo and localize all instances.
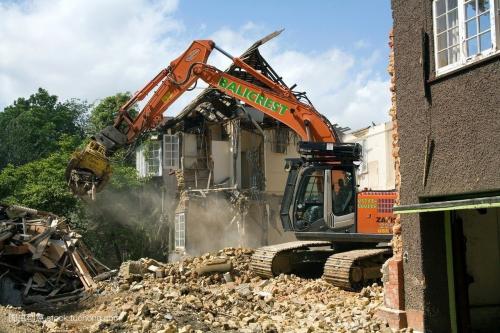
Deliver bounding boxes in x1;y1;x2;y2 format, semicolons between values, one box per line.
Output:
27;225;47;234
32;235;51;259
39;255;57;269
27;228;51;244
23;277;33;296
46;240;66;262
3;244;30;255
0;231;13;242
45;294;81;303
69;250;97;290
48;285;64;297
33;272;47;287
56;255;68;285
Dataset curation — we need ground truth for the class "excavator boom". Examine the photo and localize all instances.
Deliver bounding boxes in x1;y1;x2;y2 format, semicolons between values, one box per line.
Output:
66;38;338;197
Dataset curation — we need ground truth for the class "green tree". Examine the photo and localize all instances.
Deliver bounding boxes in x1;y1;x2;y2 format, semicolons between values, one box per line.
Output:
0;90;167;268
87;92;136;135
0;135;81;215
0;88;89;170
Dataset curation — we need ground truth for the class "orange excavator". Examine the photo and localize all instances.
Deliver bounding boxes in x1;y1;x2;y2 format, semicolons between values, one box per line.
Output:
66;37;396;290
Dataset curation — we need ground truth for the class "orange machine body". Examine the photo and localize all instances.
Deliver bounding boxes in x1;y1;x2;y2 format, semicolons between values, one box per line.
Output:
356;190;397;235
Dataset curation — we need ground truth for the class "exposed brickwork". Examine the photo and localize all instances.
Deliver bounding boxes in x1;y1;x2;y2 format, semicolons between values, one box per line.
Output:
377;256;408;329
377;29;409;331
388;29;402;255
406;309;424;332
383;256;405;310
376;307;408;330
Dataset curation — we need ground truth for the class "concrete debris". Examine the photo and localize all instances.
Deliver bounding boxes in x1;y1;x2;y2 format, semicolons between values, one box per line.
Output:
195;257;233;275
0;203;108;307
20;246;421;332
0;246;417;332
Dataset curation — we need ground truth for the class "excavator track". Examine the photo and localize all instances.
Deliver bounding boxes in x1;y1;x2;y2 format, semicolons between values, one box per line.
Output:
323;248;391;291
251;241;332;278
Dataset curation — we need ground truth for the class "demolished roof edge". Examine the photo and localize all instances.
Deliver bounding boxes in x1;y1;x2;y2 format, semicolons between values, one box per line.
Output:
160;30;285;129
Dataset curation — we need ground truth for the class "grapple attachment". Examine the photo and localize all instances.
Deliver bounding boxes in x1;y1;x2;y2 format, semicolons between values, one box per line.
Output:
65;140;112;199
66;126;127;199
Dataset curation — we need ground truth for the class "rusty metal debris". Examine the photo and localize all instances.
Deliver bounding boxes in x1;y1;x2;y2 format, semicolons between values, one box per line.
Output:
0;203;109;306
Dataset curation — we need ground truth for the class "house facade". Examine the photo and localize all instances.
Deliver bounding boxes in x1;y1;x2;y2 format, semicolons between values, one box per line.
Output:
135;32;314;258
343;122;396;191
378;1;500;332
135;116;302;258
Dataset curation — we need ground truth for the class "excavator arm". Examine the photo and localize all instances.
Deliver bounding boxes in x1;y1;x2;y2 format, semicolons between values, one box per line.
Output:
66;39;339;198
195;61;337;142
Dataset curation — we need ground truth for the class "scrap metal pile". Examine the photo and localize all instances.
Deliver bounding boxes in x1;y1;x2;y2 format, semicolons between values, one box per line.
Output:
0;203;108;306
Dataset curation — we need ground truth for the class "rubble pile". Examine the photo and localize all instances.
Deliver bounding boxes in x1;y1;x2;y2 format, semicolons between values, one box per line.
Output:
51;247;394;333
116;247;256;291
1;244;404;332
0;204;108;307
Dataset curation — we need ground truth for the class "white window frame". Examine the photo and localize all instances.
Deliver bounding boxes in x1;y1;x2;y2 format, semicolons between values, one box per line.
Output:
136;148;146;178
136;140;162;178
163;134;179;170
433;0;499;76
174;212;186;249
146;140;162;177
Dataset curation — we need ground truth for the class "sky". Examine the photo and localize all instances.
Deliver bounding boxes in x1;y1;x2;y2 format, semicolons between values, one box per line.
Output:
0;0;393;130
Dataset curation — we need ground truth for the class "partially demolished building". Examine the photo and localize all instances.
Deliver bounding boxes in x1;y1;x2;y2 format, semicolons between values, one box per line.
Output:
135;33;344;258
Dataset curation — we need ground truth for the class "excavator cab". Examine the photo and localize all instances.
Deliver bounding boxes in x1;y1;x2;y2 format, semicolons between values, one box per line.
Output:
291;166;356;231
280;142;361;236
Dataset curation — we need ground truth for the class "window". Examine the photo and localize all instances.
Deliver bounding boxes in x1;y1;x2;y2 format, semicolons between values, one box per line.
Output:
332;170;355;216
301;171;324;203
295;170;324;226
163;134;179;169
146;141;161;176
271;127;289;154
136;140;162;177
174;212;185;249
433;0;499;74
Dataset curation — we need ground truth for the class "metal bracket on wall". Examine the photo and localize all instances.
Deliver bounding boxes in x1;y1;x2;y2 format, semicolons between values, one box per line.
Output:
422;135;434;187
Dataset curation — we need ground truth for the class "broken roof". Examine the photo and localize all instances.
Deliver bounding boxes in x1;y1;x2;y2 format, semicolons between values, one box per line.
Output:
160;30;314;133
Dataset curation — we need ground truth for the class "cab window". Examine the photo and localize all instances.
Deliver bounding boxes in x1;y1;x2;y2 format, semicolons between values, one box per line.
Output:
295;170;324;224
332;169;354;216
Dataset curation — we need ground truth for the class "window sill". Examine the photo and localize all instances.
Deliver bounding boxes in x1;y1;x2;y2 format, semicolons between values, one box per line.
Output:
429;51;500;84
